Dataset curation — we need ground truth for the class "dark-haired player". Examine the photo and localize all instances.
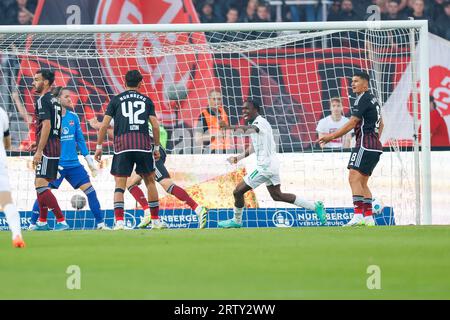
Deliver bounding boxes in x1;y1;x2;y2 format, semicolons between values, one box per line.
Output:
29;87;109;230
30;70;69;231
218;99;326;228
95;70;167;230
318;72;384;227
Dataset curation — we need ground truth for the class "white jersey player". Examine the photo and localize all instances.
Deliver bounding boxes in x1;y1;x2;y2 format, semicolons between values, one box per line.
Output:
217;99;327;228
0;107;25;247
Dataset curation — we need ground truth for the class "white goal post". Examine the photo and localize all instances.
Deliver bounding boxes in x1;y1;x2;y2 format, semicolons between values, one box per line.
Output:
0;20;432;227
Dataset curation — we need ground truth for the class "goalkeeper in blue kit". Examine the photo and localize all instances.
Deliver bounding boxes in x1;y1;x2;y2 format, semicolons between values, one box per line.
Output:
29;87;109;230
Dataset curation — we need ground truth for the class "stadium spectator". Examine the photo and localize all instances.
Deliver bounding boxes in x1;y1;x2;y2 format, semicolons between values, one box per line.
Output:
226;6;240;23
289;1;323;22
316;97;352;149
17;9;32;25
382;0;408;19
419;96;450;147
254;3;271;22
215;7;241;42
240;0;258;22
194;89;233;154
327;0;343;21
336;0;362;21
434;0;450;40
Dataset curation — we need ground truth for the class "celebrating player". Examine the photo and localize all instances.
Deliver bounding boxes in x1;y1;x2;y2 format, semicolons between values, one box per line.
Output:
217;99;327;228
0;107;25;247
30;70;69;231
29;86;110;231
318;71;384;227
126;124;208;229
95;70;167;230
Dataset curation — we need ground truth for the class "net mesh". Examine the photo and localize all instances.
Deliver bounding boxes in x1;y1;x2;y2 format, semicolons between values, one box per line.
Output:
0;27;424;228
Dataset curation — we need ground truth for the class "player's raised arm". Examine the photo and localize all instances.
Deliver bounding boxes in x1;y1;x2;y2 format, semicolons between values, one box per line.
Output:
94;114;112;162
317;116;360;146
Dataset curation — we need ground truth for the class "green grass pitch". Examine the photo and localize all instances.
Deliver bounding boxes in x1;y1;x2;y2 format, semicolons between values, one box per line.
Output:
1;226;450;299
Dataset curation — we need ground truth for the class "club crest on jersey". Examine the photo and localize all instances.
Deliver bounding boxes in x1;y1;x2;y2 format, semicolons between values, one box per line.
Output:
69;120;74;126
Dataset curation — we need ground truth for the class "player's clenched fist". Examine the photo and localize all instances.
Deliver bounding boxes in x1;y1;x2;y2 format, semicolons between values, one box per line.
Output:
94;148;102;162
227;156;238;164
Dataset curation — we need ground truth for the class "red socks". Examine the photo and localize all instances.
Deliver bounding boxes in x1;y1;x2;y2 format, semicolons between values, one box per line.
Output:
168;185;198;211
128;185;149;210
114;201;124;221
148;201;159;219
352;195;364;215
363;198;373;217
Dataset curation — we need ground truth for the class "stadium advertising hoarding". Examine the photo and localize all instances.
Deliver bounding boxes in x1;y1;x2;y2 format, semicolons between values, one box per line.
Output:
0;207;395;231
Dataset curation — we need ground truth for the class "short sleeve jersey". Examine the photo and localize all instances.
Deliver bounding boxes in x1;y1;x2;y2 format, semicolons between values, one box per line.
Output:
35;92;62;157
105;90;155;153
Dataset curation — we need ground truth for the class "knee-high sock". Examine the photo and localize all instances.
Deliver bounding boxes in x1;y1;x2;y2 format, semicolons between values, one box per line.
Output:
84;186;103;224
167;184;198;211
148;201;159;219
36;186;65;222
4;203;21;239
128;185;149;210
114;201;124;221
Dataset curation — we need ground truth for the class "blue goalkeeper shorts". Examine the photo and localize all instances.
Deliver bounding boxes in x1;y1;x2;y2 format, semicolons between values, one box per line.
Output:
50;164;91;190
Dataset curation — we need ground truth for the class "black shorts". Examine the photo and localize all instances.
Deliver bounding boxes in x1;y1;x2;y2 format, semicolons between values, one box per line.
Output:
347;148;381;176
35;155;60;181
154;148;170;182
111;151;154;177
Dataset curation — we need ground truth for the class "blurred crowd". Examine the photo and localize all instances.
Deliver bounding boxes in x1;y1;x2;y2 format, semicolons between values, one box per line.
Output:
0;0;448;41
193;0;450;40
0;0;37;26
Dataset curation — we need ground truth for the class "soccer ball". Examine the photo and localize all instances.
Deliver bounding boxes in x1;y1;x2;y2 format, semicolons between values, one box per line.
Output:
71;194;87;210
372;198;384;215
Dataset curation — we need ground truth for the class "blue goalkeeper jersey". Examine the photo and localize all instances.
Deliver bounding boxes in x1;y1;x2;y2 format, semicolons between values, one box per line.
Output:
59;110;89;168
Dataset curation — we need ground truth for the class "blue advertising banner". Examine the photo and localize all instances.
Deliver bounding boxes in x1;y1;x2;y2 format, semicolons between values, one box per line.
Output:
0;207;395;231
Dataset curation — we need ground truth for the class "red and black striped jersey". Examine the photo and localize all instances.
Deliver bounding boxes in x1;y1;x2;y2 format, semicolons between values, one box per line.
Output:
352;91;383;152
34;92;61;158
105;90;156;153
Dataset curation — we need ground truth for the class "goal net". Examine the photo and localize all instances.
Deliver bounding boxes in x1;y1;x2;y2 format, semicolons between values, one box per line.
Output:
0;21;431;229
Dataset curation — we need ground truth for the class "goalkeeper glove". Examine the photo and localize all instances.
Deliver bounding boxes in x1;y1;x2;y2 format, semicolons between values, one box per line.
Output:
84;155;98;177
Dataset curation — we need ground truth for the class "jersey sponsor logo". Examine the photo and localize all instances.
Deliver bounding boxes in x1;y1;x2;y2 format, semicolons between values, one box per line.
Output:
272;210;294;228
62;127;70;135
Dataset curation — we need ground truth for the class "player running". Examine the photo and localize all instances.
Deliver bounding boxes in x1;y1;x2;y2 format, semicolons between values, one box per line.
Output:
318;71;384;227
30;70;69;231
217;99;327;228
29;86;110;231
95;70;167;230
127;125;208;229
0;106;25;247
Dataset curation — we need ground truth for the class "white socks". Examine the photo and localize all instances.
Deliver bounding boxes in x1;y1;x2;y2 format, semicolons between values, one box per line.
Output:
4;203;22;240
294;196;315;210
234;207;243;223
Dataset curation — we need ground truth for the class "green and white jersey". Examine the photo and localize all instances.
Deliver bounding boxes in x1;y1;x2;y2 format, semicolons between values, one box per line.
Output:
250;115;277;168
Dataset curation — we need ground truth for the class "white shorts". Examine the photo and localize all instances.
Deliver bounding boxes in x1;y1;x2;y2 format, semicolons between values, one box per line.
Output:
0;163;11;192
243;165;281;189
